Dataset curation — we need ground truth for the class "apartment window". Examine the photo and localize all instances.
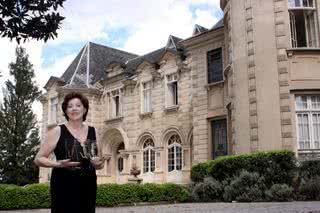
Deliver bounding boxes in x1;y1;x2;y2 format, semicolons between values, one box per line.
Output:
143;138;155;173
207;48;223;84
166;73;178;107
296;95;320;150
49;97;58;124
142;81;152;113
289;0;319;48
168;134;182;172
109;89;121;118
211;119;228;159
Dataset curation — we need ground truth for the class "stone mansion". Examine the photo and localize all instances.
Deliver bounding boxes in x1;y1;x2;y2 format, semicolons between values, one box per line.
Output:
39;0;320;184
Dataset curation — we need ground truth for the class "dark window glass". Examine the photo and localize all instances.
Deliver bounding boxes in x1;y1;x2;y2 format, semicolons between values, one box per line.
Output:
207;48;223;83
211;119;227;159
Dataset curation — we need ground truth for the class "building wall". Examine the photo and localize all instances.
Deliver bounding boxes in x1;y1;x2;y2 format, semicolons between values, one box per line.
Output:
39;0;320;184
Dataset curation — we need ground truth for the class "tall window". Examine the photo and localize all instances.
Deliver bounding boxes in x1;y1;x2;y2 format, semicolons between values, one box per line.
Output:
296;95;320;150
49;97;58;124
166;73;178;107
142;81;152;113
117;143;125;172
211;119;228;159
207;48;223;84
143;138;155;173
168;134;182;172
109;89;121;118
288;0;319;48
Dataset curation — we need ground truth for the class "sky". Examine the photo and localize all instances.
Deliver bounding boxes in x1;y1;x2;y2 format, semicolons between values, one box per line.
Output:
0;0;223;121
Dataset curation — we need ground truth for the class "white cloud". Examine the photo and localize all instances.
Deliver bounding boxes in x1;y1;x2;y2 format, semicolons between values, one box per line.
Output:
0;0;223;121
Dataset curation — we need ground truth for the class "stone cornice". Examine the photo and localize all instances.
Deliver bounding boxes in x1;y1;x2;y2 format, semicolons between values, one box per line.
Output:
181;28;224;49
56;87;103;96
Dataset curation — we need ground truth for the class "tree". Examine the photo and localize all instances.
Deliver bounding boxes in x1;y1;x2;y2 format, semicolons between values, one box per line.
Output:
0;0;66;43
0;46;41;185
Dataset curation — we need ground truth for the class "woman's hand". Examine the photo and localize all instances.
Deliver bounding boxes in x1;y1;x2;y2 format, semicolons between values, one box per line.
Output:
56;159;80;168
90;157;105;170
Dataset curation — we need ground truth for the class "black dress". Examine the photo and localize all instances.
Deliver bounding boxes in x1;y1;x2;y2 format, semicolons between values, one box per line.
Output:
50;124;97;213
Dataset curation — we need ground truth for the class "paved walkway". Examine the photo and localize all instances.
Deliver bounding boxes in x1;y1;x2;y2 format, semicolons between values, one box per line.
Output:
1;202;320;213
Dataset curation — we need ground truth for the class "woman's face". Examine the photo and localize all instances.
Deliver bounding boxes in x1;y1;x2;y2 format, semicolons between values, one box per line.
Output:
66;98;86;121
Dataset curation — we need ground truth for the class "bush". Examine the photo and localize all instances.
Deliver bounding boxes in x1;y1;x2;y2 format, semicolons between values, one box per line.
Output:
96;182;188;207
298;160;320;180
190;150;296;187
190;161;213;183
298;176;320;200
223;170;266;202
0;184;50;210
190;177;223;202
265;184;293;201
0;182;188;209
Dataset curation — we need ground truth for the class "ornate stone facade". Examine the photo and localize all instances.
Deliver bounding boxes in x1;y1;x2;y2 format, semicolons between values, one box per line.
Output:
39;0;320;184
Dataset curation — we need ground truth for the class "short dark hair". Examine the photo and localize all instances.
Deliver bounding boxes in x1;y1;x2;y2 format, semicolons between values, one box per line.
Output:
62;92;89;121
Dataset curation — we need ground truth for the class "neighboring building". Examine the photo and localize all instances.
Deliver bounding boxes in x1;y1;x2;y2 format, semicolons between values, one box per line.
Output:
39;0;320;184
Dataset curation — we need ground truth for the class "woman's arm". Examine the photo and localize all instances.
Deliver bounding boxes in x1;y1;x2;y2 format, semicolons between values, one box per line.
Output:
34;126;80;168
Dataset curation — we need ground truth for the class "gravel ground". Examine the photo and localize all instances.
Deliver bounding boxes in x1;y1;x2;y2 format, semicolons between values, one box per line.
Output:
1;202;320;213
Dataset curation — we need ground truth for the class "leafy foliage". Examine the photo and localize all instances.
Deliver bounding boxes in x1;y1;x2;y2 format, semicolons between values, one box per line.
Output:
265;184;293;201
0;0;65;43
191;150;296;187
223;170;266;202
0;47;41;185
190;177;223;202
297;176;320;200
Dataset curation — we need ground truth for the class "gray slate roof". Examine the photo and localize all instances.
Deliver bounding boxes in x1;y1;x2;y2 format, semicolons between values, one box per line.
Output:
211;18;224;30
124;35;184;74
60;42;138;88
193;24;209;35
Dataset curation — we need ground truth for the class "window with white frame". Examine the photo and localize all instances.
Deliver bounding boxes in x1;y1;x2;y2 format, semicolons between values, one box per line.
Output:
288;0;319;48
49;97;58;124
168;134;182;172
108;89;121;118
166;73;178;108
143;138;155;173
296;95;320;150
141;81;152;113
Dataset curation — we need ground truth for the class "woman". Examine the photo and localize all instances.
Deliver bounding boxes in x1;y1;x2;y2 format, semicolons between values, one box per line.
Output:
34;92;105;213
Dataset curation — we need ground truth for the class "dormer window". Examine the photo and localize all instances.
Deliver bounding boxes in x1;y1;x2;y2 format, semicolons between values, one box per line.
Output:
288;0;319;48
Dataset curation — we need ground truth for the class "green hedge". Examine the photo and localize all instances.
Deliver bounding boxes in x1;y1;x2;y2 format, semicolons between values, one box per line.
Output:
191;150;296;186
0;183;188;210
0;184;50;209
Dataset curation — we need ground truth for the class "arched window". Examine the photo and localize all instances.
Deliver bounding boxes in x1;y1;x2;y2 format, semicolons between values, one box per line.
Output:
143;138;155;173
168;134;182;172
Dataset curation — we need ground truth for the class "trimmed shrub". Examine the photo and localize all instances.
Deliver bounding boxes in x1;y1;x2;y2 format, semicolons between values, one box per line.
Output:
190;150;296;187
298;176;320;200
190;161;213;183
223;170;266;202
0;182;188;209
265;184;293;201
190;177;223;202
0;184;50;210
